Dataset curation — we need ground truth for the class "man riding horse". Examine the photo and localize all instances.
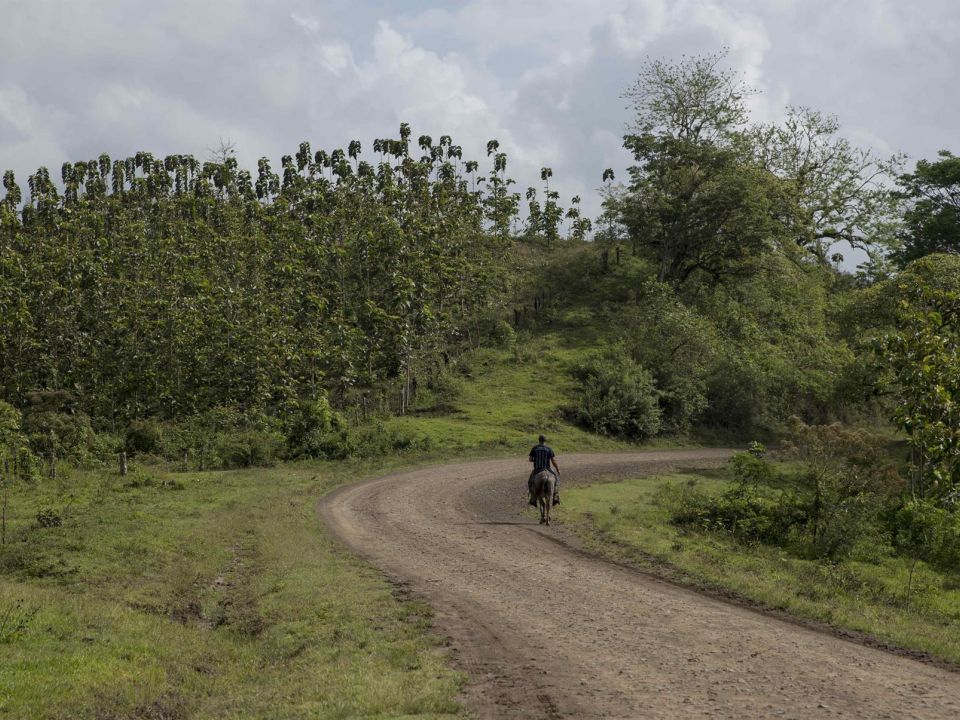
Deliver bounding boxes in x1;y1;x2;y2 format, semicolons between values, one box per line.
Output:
528;434;560;507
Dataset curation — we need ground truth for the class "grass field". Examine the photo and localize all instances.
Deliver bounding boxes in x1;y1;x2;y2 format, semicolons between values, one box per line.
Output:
560;468;960;666
0;458;469;719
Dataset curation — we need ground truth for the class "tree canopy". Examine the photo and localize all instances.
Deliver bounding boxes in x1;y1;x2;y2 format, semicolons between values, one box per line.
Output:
893;150;960;266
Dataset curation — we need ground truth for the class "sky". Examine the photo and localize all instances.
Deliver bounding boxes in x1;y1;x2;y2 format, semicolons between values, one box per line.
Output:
1;0;958;260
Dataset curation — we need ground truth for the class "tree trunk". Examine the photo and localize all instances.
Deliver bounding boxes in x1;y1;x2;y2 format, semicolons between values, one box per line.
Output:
1;455;7;545
119;452;128;476
907;557;918;603
50;442;57;481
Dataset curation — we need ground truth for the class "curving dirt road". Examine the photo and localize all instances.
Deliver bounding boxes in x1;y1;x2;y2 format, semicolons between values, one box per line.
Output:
319;451;960;719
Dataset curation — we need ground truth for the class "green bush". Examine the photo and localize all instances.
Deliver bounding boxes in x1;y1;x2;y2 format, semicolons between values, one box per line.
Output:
285;396;346;458
86;430;123;467
0;400;25;451
143;405;289;470
673;450;886;560
20;390;96;464
125;419;163;455
36;508;63;528
729;452;777;488
893;499;960;570
13;446;41;481
702;357;764;432
411;370;463;414
0;401;41;480
656;375;708;434
787;489;883;561
213;430;285;469
571;347;661;440
673;483;805;546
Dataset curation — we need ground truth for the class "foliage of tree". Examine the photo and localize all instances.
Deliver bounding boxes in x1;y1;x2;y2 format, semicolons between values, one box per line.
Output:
619;51;786;284
617;51;900;285
0;127;531;428
892;150;960;266
752;106;901;259
878;275;960;496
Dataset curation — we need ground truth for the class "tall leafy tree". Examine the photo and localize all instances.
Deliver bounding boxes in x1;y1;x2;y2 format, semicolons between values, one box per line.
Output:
752;106;901;259
892;150;960;266
879;273;960;496
618;51;789;285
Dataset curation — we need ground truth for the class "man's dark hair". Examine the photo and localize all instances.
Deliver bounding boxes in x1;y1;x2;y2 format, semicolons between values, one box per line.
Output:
538;434;546;443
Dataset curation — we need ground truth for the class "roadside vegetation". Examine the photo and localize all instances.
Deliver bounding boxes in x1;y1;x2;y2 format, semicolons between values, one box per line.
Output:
1;48;959;715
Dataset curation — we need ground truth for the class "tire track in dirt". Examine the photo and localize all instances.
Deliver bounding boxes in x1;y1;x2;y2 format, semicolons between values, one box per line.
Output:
318;450;960;719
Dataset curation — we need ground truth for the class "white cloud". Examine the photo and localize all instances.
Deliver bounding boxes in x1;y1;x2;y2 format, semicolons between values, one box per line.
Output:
291;12;321;35
0;85;69;183
604;0;670;56
319;42;353;75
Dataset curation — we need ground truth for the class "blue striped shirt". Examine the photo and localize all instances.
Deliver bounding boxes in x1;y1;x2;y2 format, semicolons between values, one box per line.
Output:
529;444;555;472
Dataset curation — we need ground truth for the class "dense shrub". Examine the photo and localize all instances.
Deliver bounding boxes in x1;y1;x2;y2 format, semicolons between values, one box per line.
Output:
316;421;432;460
125;419;163;455
787;485;884;561
674;482;806;545
892;499;960;571
0;400;24;451
285;397;347;459
702;358;763;432
214;430;285;469
571;347;661;440
147;405;287;470
674;443;895;560
20;390;95;464
411;370;464;414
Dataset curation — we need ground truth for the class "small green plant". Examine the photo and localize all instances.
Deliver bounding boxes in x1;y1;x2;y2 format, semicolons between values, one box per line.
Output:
125;418;163;454
0;600;39;643
35;508;62;528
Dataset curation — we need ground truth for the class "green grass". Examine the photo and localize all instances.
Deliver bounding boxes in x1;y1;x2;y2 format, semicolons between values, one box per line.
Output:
388;331;687;455
561;470;960;665
0;458;464;719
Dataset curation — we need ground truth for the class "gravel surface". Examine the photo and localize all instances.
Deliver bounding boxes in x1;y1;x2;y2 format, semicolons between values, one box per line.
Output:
318;450;960;719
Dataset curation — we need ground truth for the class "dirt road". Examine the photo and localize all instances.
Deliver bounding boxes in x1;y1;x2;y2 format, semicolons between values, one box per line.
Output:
319;451;960;719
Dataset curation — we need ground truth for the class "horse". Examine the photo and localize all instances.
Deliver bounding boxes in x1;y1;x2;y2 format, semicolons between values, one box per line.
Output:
531;469;556;525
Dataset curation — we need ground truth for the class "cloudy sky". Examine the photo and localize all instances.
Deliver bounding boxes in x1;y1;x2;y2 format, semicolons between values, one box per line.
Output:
1;0;958;232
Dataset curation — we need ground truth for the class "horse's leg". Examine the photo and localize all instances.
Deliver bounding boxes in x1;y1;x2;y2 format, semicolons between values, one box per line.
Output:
538;497;546;524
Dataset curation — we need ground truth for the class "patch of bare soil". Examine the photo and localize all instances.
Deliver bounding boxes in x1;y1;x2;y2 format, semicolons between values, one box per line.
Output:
319;451;960;719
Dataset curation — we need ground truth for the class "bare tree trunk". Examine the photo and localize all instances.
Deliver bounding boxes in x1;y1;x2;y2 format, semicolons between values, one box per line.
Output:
1;455;7;545
907;557;918;603
50;442;57;481
119;452;128;477
909;445;916;498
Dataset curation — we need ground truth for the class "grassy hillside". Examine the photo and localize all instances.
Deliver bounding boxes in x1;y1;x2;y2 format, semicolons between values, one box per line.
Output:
390;340;646;454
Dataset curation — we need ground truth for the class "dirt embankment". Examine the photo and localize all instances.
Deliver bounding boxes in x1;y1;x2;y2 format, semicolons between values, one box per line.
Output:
319;450;960;719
